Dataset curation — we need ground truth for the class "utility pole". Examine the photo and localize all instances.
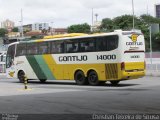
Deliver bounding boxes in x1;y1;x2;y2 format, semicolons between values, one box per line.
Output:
149;25;153;67
132;0;135;30
51;22;53;35
146;0;149;15
91;8;94;32
21;9;24;38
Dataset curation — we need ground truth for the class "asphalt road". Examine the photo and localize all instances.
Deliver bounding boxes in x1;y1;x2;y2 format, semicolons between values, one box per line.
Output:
0;76;160;120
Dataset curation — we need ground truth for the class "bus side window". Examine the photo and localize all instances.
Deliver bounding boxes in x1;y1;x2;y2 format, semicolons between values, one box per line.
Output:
51;41;64;54
96;35;118;51
80;38;95;52
16;43;26;56
65;41;78;53
38;42;48;54
27;43;38;55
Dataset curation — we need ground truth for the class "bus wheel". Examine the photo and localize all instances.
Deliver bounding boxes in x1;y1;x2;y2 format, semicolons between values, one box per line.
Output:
75;71;88;85
18;71;25;83
40;79;47;83
88;71;99;86
110;80;120;86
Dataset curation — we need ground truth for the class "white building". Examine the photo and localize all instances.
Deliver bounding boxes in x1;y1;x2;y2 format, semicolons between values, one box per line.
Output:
32;23;49;31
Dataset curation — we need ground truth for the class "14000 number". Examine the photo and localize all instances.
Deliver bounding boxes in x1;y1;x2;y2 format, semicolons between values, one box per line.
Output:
97;54;116;60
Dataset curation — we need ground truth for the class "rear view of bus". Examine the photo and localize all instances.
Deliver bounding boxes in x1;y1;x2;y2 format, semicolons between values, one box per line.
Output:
118;30;145;83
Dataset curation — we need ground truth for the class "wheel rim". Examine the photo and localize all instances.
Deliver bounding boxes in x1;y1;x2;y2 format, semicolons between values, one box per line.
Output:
89;73;97;83
88;71;99;85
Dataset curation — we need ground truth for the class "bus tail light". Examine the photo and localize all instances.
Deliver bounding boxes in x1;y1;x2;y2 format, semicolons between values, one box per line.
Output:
121;62;125;70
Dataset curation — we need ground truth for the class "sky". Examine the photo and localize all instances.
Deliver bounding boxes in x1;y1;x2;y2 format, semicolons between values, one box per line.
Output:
0;0;160;28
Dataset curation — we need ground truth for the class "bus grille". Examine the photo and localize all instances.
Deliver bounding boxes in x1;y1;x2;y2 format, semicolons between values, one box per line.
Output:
105;64;118;80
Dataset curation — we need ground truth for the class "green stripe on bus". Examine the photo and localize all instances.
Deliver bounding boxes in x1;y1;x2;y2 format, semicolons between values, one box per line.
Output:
26;55;47;80
34;55;55;80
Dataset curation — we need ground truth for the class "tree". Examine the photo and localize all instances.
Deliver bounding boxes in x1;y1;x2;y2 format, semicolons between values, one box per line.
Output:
112;15;142;30
100;18;114;32
67;23;90;33
99;14;160;52
12;27;19;32
152;32;160;52
0;28;8;37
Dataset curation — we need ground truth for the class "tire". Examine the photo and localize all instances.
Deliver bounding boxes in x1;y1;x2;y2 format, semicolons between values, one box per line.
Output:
110;80;120;85
88;71;99;86
18;71;25;83
40;79;47;83
74;71;88;85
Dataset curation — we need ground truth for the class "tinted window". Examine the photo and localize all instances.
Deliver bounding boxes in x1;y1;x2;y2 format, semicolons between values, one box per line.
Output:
65;40;79;53
16;43;26;56
51;41;64;54
38;42;49;54
96;35;118;51
27;43;38;55
79;38;95;52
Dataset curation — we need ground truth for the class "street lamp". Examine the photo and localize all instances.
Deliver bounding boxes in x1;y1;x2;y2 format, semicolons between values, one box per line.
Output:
95;13;98;22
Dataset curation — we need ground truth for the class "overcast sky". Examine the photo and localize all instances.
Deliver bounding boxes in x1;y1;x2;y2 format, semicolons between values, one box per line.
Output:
0;0;160;28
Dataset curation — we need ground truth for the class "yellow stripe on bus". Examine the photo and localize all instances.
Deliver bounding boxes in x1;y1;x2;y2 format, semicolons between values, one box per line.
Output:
42;55;64;79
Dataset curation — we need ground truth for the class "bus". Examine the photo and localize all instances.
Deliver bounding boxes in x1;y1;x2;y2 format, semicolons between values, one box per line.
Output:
6;30;145;85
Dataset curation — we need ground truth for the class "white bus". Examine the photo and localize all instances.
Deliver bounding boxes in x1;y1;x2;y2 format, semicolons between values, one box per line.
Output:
6;30;145;85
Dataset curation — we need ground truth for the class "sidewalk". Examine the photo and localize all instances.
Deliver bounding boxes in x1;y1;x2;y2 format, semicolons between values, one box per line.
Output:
0;73;6;79
146;71;160;77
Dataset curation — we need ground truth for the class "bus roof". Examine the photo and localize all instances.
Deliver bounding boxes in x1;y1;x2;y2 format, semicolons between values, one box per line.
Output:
7;30;143;45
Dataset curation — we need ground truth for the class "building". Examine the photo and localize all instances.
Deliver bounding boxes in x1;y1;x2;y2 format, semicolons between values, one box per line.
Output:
1;19;15;32
53;28;68;35
23;24;32;32
155;4;160;18
91;21;102;31
32;23;49;31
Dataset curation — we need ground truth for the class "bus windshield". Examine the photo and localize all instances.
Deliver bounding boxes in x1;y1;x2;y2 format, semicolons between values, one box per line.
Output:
6;45;15;68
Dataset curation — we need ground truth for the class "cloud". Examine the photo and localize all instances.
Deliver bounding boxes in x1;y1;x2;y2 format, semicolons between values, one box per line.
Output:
0;0;159;27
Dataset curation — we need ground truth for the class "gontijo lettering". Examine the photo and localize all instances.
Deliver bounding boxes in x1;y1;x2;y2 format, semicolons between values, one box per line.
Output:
59;55;88;62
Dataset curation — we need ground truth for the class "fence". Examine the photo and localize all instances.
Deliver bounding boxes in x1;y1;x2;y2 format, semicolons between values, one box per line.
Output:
0;45;7;73
145;52;160;76
0;62;6;73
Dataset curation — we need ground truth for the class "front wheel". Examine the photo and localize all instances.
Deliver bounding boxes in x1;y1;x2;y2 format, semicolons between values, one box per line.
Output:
18;71;25;83
88;71;99;86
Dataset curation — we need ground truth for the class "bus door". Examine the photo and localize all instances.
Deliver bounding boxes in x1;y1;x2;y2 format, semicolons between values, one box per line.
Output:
6;44;16;78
